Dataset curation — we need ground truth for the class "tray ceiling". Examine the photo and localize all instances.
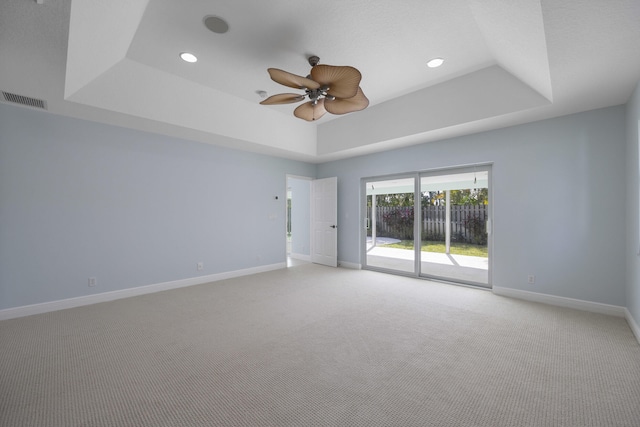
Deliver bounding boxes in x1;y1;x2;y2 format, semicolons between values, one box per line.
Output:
1;0;639;162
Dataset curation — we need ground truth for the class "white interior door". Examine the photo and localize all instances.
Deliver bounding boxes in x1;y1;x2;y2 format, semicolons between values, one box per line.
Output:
311;177;338;267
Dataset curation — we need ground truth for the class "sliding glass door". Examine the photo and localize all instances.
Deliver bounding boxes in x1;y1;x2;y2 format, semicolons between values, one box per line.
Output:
419;168;490;286
363;166;491;287
364;176;416;275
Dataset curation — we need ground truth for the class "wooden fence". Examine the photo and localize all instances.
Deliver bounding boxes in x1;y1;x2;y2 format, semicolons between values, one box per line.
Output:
368;205;488;244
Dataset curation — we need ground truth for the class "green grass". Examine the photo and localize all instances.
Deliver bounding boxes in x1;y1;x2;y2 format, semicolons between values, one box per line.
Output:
384;240;488;257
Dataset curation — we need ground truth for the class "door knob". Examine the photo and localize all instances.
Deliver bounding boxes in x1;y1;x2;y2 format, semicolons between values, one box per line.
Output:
330;225;337;229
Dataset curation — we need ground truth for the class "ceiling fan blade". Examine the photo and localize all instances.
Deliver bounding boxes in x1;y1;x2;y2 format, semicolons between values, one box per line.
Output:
310;64;361;99
294;99;326;121
259;93;305;105
267;68;321;90
324;87;369;115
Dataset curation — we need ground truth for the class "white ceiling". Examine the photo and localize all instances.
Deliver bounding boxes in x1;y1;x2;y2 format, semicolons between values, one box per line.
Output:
1;0;639;163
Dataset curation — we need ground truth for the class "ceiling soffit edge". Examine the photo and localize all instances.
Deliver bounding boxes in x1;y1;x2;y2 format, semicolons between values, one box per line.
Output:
468;0;553;102
65;0;150;98
317;65;551;156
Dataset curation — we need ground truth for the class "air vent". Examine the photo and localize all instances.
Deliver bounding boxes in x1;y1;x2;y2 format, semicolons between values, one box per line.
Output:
2;91;47;110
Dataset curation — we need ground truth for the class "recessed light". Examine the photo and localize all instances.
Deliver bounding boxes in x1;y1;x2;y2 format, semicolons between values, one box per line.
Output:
180;52;198;63
204;15;229;34
427;57;444;68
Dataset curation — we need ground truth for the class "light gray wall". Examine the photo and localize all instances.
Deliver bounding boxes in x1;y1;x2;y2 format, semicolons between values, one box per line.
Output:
1;101;632;311
318;106;627;306
626;81;640;325
289;177;311;256
0;103;316;310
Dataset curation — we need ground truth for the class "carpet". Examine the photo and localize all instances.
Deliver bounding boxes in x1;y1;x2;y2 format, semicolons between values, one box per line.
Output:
1;264;639;426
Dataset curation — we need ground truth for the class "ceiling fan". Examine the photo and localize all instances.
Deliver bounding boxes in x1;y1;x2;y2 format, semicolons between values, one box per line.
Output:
260;56;369;121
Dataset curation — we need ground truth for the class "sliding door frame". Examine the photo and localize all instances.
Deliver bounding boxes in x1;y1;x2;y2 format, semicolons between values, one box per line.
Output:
361;172;419;277
418;164;492;287
361;163;493;288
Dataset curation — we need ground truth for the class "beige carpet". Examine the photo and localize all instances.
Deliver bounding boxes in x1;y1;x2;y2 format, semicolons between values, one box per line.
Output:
1;264;639;426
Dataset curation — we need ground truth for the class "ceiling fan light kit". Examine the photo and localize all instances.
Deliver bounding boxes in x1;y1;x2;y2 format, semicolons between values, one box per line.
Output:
260;56;369;121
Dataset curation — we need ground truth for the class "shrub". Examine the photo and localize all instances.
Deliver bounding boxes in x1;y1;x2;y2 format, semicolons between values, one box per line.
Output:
382;207;414;239
462;213;487;245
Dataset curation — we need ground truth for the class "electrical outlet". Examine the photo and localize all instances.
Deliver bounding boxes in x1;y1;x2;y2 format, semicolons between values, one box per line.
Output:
197;262;204;271
527;275;535;284
88;277;97;287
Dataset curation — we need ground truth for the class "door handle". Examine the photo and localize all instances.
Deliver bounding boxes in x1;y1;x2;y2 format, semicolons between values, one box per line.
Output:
330;225;337;229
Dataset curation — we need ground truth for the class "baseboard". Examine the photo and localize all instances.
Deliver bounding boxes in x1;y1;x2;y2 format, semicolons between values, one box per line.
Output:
0;262;286;321
289;253;311;262
625;308;640;345
338;261;361;269
492;286;626;317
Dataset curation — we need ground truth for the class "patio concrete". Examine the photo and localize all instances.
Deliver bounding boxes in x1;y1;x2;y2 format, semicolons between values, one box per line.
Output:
366;245;489;286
